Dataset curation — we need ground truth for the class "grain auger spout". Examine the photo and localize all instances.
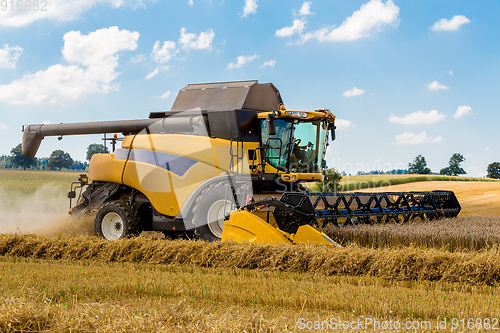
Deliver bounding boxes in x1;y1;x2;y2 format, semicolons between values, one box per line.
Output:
21;117;202;158
22;119;157;158
21;80;461;247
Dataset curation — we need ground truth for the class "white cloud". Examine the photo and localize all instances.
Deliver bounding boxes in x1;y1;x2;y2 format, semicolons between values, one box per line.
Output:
297;0;399;44
129;54;146;63
431;15;470;32
389;110;446;125
158;91;171;99
425;80;449;91
0;0;145;27
0;123;7;130
145;68;160;80
62;27;138;66
241;0;257;17
335;119;356;131
0;26;139;104
342;87;365;97
179;28;215;50
276;19;306;37
454;105;472;119
188;0;193;5
227;54;258;69
0;44;23;69
260;60;276;68
145;66;169;80
151;40;177;63
149;29;213;69
395;132;442;145
448;70;453;75
486;147;490;151
298;2;314;15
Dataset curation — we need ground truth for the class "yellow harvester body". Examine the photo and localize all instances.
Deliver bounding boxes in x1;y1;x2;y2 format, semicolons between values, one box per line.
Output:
22;80;340;246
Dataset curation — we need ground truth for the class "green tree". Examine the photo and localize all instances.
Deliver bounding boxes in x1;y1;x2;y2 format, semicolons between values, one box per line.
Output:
408;154;431;174
315;168;343;192
440;153;466;176
9;143;37;170
86;143;109;161
487;162;500;179
46;149;73;171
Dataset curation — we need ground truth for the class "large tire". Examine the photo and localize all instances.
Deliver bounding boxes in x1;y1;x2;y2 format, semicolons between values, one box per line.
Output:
192;183;235;242
94;201;139;240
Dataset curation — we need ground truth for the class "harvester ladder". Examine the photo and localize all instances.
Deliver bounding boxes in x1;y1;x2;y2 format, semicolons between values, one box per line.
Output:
229;135;244;175
225;136;245;215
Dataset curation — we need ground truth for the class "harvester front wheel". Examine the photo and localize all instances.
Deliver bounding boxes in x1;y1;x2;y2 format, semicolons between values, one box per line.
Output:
94;202;138;241
193;183;234;242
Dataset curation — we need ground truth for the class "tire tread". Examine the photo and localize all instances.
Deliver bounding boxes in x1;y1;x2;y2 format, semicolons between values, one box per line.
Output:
94;200;140;239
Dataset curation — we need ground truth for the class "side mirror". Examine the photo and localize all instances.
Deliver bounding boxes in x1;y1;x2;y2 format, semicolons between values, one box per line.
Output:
67;190;76;199
78;173;88;184
267;113;276;136
329;124;336;141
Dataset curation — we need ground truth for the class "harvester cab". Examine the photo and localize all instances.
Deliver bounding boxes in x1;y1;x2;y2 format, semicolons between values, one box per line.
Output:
256;107;335;191
21;80;460;246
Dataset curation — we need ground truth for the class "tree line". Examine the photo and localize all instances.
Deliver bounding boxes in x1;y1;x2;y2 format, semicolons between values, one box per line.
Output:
4;143;108;171
6;142;500;180
319;152;499;192
408;153;500;179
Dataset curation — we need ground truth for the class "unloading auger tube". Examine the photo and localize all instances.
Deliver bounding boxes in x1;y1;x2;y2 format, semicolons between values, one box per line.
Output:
22;115;204;158
22;119;158;158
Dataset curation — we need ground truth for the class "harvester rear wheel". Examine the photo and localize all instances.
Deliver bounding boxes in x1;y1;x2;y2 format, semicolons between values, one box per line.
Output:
94;201;139;241
193;183;234;242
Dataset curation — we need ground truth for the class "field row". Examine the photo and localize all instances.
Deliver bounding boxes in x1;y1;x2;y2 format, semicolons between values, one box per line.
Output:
2;233;500;285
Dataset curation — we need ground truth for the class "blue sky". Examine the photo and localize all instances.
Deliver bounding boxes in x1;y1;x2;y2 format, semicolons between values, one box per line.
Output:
0;0;498;176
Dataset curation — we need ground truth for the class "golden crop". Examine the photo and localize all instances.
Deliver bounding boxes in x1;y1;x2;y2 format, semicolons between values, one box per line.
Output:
1;232;500;285
324;215;500;252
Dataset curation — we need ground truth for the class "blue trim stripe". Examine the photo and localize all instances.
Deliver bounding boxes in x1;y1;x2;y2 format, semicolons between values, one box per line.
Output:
126;149;197;177
322;234;341;247
113;148;130;160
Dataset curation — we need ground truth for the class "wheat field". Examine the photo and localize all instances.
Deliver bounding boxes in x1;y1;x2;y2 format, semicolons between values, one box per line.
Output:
323;215;500;251
2;170;500;331
1;235;500;332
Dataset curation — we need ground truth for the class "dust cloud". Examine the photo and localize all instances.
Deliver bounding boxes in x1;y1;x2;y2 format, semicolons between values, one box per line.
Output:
0;184;94;237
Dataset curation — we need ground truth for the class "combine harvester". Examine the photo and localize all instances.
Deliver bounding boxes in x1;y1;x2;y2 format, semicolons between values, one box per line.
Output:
22;81;461;246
